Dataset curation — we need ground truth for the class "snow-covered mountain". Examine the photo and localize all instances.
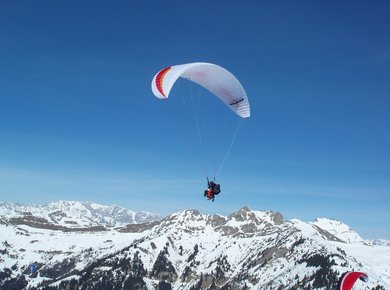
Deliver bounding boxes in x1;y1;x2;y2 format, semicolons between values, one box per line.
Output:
1;204;389;289
311;218;365;244
367;239;390;247
0;200;161;229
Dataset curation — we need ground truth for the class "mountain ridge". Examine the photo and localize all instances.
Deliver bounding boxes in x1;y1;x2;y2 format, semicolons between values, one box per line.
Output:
0;202;389;289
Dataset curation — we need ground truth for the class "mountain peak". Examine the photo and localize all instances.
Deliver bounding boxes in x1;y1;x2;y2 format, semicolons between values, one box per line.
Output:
311;217;364;243
228;207;284;226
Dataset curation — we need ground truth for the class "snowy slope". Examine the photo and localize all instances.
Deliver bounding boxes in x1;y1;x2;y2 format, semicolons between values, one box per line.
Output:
1;205;389;289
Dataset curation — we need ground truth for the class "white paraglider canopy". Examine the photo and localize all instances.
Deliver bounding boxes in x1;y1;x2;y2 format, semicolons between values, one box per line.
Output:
151;62;250;118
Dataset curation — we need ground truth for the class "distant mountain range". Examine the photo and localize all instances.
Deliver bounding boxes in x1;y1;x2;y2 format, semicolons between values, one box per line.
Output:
0;200;161;229
0;202;389;289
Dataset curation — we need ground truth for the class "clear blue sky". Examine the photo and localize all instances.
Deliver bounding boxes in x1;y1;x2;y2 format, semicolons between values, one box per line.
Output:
1;1;389;239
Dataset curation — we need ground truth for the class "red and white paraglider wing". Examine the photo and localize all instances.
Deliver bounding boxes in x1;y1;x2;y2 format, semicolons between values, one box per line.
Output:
151;62;250;118
339;271;368;290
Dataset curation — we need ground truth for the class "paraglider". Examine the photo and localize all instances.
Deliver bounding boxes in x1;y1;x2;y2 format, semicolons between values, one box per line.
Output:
151;62;250;201
338;271;368;290
204;179;221;202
